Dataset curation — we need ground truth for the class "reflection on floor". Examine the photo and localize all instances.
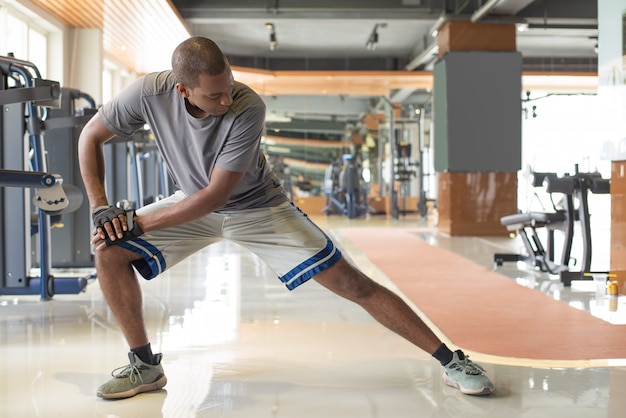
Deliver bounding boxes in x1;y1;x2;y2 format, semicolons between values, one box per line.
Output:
1;214;625;418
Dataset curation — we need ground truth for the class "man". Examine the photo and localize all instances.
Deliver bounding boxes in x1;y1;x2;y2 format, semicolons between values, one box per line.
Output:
78;37;494;400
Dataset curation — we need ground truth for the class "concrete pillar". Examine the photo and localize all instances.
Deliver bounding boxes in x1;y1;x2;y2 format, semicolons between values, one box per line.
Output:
433;21;521;236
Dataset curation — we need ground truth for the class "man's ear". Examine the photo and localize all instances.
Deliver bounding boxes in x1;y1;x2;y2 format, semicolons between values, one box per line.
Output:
175;83;189;98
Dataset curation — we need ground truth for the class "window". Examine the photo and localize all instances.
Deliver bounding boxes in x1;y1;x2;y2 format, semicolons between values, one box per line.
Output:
5;12;27;60
28;27;47;77
0;5;50;78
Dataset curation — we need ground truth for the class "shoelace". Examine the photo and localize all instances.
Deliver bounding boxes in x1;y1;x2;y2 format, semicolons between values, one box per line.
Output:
458;356;486;375
111;363;144;385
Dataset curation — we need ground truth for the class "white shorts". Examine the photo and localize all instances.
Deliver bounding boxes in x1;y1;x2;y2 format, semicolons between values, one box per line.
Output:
118;191;342;290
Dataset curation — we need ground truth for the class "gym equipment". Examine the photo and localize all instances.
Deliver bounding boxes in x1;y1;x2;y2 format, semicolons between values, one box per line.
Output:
105;128;174;210
494;166;610;286
390;142;418;219
267;155;292;200
42;87;97;267
388;119;424;220
0;169;83;210
494;172;572;274
0;55;60;107
415;108;433;218
0;55;94;300
322;154;372;219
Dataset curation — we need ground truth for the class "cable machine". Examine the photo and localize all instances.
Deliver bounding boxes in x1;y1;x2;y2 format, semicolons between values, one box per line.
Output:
390;119;419;219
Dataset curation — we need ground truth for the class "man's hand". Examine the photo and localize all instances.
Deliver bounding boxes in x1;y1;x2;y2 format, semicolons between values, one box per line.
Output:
92;206;144;249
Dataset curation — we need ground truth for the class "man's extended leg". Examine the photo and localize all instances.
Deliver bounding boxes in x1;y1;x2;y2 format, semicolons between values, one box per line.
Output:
313;257;442;352
95;245;167;399
313;257;494;395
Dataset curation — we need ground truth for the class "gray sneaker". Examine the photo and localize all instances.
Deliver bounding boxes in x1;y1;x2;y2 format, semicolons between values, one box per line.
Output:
442;350;494;395
97;352;167;399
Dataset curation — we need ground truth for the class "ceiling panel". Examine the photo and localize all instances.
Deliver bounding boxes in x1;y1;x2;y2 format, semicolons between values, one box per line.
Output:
173;0;598;69
187;19;432;60
19;0;599;150
29;0;190;73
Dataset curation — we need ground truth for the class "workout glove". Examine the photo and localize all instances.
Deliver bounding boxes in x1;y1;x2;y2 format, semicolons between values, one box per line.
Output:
92;205;125;228
92;205;144;246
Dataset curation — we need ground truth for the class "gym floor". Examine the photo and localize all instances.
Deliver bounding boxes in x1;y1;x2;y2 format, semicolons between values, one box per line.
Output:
0;213;624;418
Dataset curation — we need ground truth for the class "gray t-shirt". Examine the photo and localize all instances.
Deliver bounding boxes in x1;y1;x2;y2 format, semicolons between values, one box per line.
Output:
99;70;288;211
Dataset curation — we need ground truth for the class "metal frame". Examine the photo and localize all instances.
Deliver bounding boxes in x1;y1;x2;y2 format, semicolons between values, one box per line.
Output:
0;55;93;300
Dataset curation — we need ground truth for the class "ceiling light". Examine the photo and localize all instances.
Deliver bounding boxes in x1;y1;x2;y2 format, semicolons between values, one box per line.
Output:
366;32;378;50
366;23;387;51
266;23;278;51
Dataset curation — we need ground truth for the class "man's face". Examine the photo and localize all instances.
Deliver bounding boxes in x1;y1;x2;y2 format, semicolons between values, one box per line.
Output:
178;67;234;118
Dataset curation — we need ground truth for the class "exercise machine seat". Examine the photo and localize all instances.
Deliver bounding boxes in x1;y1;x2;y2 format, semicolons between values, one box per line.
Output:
500;211;566;231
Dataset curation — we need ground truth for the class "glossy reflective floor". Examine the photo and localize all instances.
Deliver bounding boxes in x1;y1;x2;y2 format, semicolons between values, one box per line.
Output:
1;214;625;418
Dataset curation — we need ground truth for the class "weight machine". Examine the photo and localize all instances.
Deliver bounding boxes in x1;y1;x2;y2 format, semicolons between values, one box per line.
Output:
0;55;94;300
494;166;610;286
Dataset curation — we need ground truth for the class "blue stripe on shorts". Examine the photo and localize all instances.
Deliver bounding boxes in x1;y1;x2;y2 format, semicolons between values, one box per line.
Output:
280;238;342;290
119;238;167;280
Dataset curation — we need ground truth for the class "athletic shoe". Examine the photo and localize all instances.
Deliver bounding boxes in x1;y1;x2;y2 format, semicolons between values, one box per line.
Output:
442;350;494;395
97;352;167;399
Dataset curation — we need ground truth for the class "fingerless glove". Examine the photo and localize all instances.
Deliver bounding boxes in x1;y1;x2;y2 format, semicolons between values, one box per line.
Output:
92;205;144;246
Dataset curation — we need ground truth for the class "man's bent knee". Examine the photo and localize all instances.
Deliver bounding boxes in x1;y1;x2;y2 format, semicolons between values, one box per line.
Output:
95;244;142;267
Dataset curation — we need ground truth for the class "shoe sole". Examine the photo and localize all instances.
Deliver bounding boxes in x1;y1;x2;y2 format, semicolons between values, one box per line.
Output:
442;372;494;396
97;375;167;400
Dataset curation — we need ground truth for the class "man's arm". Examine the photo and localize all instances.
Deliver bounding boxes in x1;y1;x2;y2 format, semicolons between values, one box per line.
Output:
138;166;245;233
79;114;246;249
78;114;128;244
78;114;115;209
